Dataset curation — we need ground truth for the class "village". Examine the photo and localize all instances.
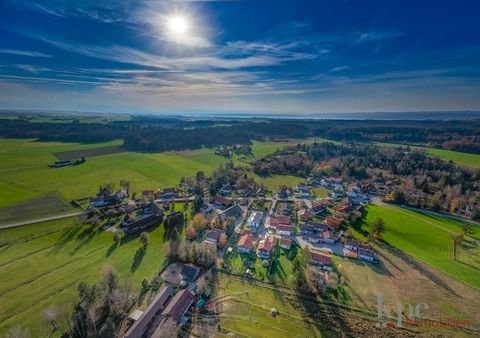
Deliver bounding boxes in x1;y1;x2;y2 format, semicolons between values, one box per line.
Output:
80;171;378;338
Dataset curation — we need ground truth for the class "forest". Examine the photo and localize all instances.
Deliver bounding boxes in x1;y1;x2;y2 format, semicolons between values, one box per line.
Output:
1;115;480;154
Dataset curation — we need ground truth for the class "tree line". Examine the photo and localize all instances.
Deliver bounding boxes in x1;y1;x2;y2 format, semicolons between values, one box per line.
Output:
2;117;480;154
253;142;480;217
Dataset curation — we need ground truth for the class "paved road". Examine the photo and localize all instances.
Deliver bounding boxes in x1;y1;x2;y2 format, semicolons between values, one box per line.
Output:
0;211;84;229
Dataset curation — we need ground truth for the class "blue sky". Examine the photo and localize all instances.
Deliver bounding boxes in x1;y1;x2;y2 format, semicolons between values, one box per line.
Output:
0;0;479;115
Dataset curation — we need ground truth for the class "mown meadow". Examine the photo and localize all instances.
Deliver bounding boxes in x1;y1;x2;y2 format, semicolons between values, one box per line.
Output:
356;204;480;290
0;218;171;336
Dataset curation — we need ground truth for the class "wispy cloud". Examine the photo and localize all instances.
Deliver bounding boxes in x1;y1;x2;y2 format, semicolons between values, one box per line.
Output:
329;65;350;73
14;64;52;73
0;48;53;58
29;33;315;71
5;0;128;23
356;30;404;43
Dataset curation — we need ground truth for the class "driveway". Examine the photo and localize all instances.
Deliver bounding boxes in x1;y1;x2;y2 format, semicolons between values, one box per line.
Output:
295;236;344;256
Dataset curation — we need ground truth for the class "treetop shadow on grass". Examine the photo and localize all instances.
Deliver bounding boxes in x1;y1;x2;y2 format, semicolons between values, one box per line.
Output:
163;220;185;242
380;243;462;298
106;242;119;257
131;246;147;272
49;225;82;255
69;224;102;256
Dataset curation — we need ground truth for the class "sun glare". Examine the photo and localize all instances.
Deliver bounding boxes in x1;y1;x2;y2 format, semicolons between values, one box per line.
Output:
167;15;189;35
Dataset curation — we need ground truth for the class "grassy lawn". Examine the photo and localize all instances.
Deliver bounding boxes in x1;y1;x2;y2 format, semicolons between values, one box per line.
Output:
355;204;480;290
374;141;480;168
0;218;170;336
223;249;253;274
269;246;297;286
200;273;328;338
253;174;303;191
312;186;329;198
455;237;480;269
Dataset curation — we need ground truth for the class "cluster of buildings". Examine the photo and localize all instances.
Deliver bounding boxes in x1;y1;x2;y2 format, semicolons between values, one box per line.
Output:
343;238;376;262
141;187;179;200
89;188;128;208
120;202;164;235
124;262;206;338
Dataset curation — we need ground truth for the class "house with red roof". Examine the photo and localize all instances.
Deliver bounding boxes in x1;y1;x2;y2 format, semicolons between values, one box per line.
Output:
336;205;351;217
268;215;291;229
276;224;295;236
279;238;292;249
237;235;255;254
297;209;313;222
162;289;194;322
257;235;276;259
324;216;342;228
322;230;335;244
309;250;333;271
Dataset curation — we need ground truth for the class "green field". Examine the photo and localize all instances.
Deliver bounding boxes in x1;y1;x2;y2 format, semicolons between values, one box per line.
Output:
356;204;480;290
252;174;303;191
0;218;171;336
374;142;480;168
192;274;329;338
0;138;316;224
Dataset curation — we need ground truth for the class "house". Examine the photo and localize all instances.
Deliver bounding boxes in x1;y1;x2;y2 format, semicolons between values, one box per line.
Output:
199;204;213;214
322;230;335;244
237;235;255;253
257;235;276;259
89;194;120;208
311;200;328;214
124;202;164;235
268;215;291;229
309;251;333;271
162;289;195;322
343;248;358;258
299;223;314;236
279;238;292;249
330;191;344;199
276;224;295;236
277;186;292;199
239;228;254;236
181;264;201;282
219;184;232;196
296;186;311;198
309;222;328;233
211;195;234;209
247;211;263;230
219;204;243;220
205;229;222;244
358;248;376;262
158;188;178;199
359;242;373;251
324;216;342;228
343;238;358;251
142;190;156;199
308;236;322;243
336;205;351;217
256;187;266;197
277;203;293;216
297;209;313;222
124;285;173;338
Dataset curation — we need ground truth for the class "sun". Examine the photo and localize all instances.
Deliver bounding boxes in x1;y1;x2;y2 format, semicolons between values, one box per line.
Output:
167;15;189;35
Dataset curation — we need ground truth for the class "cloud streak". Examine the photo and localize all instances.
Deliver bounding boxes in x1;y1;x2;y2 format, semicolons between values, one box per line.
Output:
0;48;53;58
